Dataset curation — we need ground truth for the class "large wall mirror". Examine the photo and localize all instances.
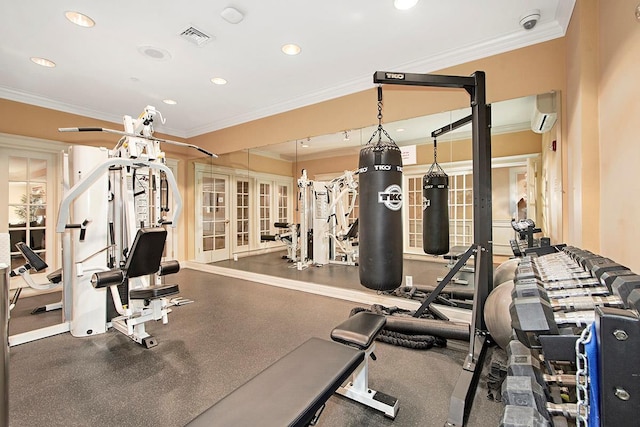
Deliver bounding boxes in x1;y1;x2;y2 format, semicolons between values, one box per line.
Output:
190;93;563;278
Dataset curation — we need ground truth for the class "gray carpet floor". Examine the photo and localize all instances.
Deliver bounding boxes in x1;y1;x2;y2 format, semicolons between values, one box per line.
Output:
7;268;503;427
210;251;465;293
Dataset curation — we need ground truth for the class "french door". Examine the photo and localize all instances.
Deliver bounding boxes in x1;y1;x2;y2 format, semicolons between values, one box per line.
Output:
195;172;230;262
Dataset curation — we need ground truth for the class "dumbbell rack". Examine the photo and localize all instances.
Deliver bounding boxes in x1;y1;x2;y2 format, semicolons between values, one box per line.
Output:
502;246;640;426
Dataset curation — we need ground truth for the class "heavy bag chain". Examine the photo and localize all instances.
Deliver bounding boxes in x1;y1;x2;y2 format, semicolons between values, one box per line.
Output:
426;138;447;178
366;85;400;151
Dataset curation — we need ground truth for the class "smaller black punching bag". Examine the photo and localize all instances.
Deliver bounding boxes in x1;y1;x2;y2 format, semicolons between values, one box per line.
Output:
423;168;450;256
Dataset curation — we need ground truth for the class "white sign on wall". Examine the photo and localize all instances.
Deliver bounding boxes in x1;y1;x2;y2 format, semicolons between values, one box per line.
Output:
401;145;417;165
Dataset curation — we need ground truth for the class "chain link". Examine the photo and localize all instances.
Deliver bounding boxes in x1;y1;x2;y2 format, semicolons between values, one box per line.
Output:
575;324;592;426
365;85;398;147
433;139;437;164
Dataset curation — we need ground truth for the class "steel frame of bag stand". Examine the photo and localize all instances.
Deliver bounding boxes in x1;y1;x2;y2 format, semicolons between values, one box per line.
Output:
373;70;493;427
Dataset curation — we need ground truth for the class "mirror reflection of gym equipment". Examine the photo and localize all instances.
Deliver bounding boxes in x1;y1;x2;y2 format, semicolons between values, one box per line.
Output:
3;3;636;426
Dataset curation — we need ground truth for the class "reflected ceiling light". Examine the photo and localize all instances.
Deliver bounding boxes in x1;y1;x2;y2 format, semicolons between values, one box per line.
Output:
30;57;56;68
396;128;405;132
394;0;419;10
282;43;301;55
65;11;95;27
163;99;177;105
137;46;171;61
210;77;227;85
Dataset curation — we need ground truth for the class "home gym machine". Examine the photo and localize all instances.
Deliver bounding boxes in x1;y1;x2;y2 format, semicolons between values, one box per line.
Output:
9;106;215;348
291;169;359;270
371;71;493;427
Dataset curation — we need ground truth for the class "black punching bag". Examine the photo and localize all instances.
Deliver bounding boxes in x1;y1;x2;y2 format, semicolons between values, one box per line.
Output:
358;142;403;291
423;172;450;255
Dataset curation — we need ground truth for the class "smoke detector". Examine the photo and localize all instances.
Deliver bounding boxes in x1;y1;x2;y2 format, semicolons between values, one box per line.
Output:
221;7;244;24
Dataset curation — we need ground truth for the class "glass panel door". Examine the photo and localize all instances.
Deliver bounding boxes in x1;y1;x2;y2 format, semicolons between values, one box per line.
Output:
196;172;230;262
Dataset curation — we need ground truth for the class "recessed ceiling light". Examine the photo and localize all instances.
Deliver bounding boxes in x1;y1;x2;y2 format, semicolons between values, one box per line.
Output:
394;0;419;10
210;77;227;85
301;143;309;148
282;44;301;55
30;57;56;68
163;99;177;105
64;11;95;27
137;46;171;61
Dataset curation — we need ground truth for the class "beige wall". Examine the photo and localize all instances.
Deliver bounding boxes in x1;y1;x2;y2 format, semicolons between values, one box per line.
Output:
540;119;563;244
597;0;640;271
189;38;567;157
296;130;542;180
565;0;601;251
0;33;568;263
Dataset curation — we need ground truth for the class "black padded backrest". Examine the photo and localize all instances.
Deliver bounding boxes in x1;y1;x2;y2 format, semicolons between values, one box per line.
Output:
345;218;358;239
124;228;167;278
15;242;48;271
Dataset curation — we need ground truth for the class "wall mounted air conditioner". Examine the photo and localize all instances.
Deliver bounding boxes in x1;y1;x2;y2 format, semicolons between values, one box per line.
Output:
531;92;557;134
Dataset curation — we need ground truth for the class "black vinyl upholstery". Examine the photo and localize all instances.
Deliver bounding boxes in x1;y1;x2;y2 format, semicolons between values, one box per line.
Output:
125;228;167;278
330;311;386;349
186;338;364;427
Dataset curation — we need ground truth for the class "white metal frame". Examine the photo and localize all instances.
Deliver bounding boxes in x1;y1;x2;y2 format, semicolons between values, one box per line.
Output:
335;342;399;418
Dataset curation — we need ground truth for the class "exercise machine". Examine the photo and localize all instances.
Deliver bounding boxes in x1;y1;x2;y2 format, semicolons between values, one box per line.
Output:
294;169;359;270
9;106;213;348
8;242;62;313
260;222;300;262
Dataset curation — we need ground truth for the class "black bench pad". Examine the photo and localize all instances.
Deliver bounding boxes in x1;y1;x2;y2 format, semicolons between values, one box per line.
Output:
331;311;386;350
186;337;364;427
129;284;179;300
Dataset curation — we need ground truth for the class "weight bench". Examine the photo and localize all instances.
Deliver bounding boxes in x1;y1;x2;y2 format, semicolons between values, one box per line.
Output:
187;311;398;426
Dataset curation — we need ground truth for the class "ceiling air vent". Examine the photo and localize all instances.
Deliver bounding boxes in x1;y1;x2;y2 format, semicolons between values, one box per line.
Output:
179;26;214;47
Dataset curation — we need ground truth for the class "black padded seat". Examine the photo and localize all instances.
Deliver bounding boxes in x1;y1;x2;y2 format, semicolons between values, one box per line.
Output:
47;268;63;284
330;311;386;350
186;337;364;427
129;284;179;300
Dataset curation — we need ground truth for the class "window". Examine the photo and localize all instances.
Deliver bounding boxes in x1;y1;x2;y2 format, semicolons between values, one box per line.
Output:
449;172;473;247
259;182;271;236
202;176;227;251
277;184;288;223
236;180;250;247
7;156;49;269
406;176;423;250
404;169;474;254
